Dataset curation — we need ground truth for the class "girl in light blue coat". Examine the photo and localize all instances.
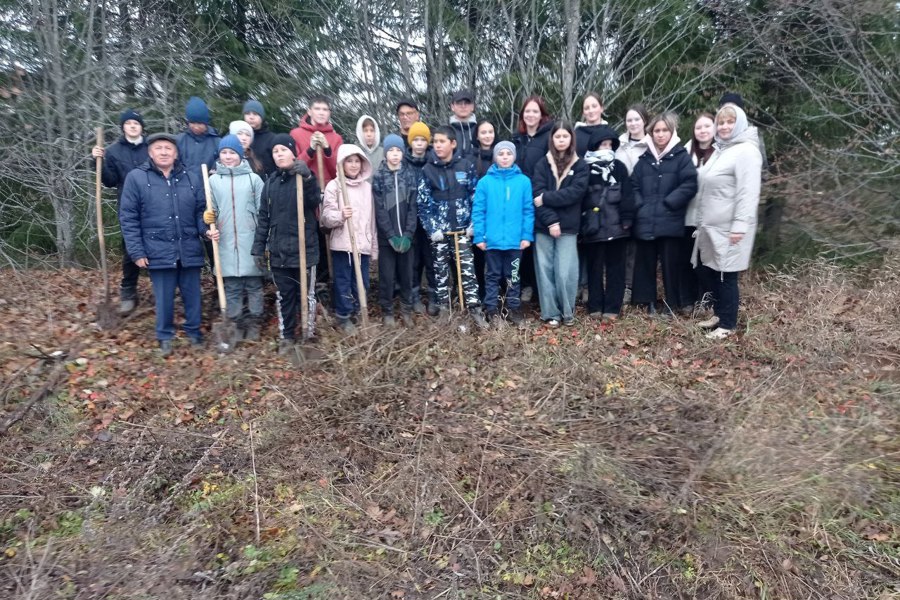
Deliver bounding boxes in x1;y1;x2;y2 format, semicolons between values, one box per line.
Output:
204;135;266;343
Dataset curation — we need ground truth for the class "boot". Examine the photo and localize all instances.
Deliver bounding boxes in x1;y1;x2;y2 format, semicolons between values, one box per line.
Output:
244;317;261;341
338;318;357;336
158;339;173;357
228;324;244;349
400;311;414;327
278;338;295;355
471;307;489;330
507;308;524;326
413;301;426;315
119;293;137;315
427;302;440;317
382;314;397;328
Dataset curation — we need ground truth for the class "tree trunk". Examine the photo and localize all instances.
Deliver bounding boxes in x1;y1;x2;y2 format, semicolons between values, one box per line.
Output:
562;0;580;120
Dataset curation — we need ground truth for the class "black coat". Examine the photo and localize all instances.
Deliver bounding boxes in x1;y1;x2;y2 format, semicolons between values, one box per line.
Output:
473;146;494;179
252;169;321;268
250;123;278;176
631;145;698;240
101;136;149;201
574;123;606;157
580;158;634;242
449;119;478;159
531;155;589;235
513;120;555;179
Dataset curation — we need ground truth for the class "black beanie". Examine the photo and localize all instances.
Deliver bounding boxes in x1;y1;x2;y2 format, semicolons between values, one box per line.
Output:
271;133;297;157
719;92;745;109
120;109;145;129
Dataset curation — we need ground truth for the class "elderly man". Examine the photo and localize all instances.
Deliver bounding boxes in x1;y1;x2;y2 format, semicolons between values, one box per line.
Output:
119;133;216;356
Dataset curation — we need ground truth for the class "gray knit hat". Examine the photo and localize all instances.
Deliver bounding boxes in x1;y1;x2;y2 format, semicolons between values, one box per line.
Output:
493;140;517;161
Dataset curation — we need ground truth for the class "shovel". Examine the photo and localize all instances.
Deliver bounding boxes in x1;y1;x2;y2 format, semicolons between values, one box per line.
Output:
446;230;467;315
201;164;236;352
336;163;369;329
316;146;334;293
93;127;117;330
296;173;311;340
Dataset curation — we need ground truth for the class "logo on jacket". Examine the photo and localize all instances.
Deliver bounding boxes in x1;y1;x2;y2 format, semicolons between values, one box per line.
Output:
455;172;468;185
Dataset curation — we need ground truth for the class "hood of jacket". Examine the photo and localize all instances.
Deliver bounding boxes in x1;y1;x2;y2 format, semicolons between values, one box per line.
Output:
486;163;524;180
714;124;759;152
449;115;477;126
337;144;373;183
299;115;335;135
213;159;254;177
355;114;382;154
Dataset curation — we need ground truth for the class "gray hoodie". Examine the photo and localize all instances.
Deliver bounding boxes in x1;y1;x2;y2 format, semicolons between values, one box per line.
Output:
355;115;383;175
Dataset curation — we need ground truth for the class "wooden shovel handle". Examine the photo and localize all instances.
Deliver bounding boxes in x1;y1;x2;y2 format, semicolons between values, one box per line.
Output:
201;164;227;312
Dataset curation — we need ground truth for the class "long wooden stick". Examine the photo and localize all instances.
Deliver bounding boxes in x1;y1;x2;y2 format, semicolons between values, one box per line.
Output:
296;174;309;340
316;146;334;286
94;127;110;303
201;165;226;313
336;163;369;328
448;230;466;311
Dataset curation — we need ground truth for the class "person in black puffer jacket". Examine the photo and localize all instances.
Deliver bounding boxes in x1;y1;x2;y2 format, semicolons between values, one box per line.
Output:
472;119;498;297
630;112;698;315
580;126;633;318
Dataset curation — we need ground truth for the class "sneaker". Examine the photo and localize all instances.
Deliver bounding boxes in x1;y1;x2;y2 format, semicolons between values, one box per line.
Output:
400;312;414;327
545;318;560;328
507;309;524;326
413;301;426;315
471;308;489;330
521;286;533;303
485;308;499;323
601;313;618;322
338;319;357;335
705;327;734;340
244;320;261;341
623;287;632;304
119;298;136;315
158;339;173;357
278;339;295;355
588;311;603;320
562;317;575;327
188;336;204;348
698;315;720;329
579;286;589;304
382;315;397;328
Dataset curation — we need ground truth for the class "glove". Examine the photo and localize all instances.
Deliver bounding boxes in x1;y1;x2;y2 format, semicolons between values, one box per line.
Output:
397;235;412;253
388;236;403;253
430;231;444;243
203;209;216;225
465;225;474;239
289;159;311;179
253;255;267;271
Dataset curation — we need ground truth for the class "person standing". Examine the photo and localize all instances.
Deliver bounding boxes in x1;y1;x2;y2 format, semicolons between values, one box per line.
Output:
290;95;343;186
92;108;148;314
405;122;439;315
243;100;278;176
616;103;650;304
574;92;608;157
682;112;716;310
355;114;384;174
176;96;221;178
448;89;478;158
119;133;213;355
229;120;265;177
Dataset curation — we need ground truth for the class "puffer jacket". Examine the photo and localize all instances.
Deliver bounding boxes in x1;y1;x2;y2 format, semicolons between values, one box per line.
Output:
208;159;265;277
417;153;478;236
631;143;698;240
252;167;321;268
472;164;534;251
531;153;590;235
176;127;221;178
403;147;429;180
355;114;384;174
580;157;634;243
372;162;418;242
513;120;555;178
321;145;378;258
615;133;648;174
101;136;148;201
694;127;762;272
119;160;208;269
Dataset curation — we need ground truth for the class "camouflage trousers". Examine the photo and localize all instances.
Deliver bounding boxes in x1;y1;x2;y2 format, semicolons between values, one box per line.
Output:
432;233;481;309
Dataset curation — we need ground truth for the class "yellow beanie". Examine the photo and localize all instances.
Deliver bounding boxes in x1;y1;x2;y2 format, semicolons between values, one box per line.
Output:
407;121;431;145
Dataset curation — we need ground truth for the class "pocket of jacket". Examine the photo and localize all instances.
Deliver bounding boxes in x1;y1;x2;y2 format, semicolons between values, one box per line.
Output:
148;229;175;242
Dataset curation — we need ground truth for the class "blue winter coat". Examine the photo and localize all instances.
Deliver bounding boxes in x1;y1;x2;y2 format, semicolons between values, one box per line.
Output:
176;127;221;178
119;161;208;269
416;154;478;235
472;164;534;250
101;136;148;201
631;145;698;240
208;160;265;277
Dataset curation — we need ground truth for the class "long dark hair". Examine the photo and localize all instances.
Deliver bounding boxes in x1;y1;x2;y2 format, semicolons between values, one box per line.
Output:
517;95;553;135
245;147;265;176
475;119;496;176
548;120;576;176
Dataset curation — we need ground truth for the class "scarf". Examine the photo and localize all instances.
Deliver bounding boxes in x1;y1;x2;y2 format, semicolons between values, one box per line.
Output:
584;149;617;184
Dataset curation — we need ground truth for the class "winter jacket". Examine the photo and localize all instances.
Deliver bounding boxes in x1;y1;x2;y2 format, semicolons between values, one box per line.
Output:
101;136;149;201
473;146;494;179
321;145;378;258
580;158;634;243
693;127;762;272
531;153;590;235
631;143;698;240
449;115;478;159
290;116;343;186
615;133;648;175
574;122;608;157
372;162;418;242
250;123;278;176
472;164;535;250
176;127;221;179
403;147;429;180
355;115;384;175
513;120;555;178
208;159;265;277
683;139;715;227
251;167;321;269
417;153;478;236
119;160;208;270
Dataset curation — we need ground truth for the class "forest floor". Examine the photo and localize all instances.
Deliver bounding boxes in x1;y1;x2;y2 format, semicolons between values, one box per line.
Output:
0;257;898;600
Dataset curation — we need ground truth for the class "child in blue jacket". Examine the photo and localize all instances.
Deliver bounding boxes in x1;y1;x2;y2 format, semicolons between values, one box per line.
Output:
471;141;534;324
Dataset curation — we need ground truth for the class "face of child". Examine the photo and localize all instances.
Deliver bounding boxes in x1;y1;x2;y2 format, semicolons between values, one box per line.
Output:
343;154;363;178
219;148;242;167
652;121;672;151
148;141;177;171
244;112;263;130
625;110;645;138
189;122;208;136
385;147;404;167
582;97;603;125
598;140;614;150
522;101;542;130
495;148;515;168
235;130;252;150
308;102;331;126
272;144;295;169
362;123;376;146
410;137;428;156
451;99;474;120
477;123;495;149
122;120;143;139
694;116;715;145
432;134;456;160
716;115;736;140
552;128;572;153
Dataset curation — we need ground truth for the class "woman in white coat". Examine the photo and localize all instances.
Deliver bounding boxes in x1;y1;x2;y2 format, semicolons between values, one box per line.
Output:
693;104;762;339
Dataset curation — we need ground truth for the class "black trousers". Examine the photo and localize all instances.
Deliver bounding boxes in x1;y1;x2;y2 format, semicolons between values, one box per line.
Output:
272;266;310;340
632;237;686;309
583;238;627;315
378;242;414;314
120;238;141;298
412;223;436;302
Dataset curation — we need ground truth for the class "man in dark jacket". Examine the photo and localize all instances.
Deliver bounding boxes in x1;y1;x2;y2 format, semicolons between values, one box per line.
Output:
448;89;477;159
243;99;278;176
92;108;148;314
119;133;213;355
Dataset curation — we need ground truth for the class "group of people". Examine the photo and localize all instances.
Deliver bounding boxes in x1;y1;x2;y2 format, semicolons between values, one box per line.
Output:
93;89;763;355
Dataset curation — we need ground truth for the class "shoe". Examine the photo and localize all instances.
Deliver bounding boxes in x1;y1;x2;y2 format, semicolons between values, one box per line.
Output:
427;302;440;317
471;307;489;330
562;317;575;327
545;318;560;328
188;336;204;348
521;286;533;303
158;340;173;357
507;309;524;326
646;302;657;315
698;315;720;329
400;312;414;327
437;307;451;322
244;320;261;341
485;309;499;323
227;326;244;349
413;301;426;315
705;327;734;339
601;313;618;322
589;311;603;320
382;315;397;328
580;287;589;304
338;319;357;335
119;298;136;315
278;339;295;355
623;287;632;304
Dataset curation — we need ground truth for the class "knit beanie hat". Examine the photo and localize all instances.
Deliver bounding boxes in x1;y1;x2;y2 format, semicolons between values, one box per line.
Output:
185;96;210;124
719;92;745;110
119;109;145;130
407;121;431;145
271;133;297;156
383;134;405;154
242;99;265;119
229;120;254;141
493;140;517;161
218;135;244;158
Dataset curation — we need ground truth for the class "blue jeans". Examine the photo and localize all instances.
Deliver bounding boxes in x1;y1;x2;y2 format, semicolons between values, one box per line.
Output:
332;250;370;320
484;249;522;313
148;264;202;341
534;232;579;321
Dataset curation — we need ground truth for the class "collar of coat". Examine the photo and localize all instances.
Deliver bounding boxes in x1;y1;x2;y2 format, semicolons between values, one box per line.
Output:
545;151;578;190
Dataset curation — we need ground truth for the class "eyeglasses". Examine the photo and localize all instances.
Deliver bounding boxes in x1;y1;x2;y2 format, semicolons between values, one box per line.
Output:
398;110;418;118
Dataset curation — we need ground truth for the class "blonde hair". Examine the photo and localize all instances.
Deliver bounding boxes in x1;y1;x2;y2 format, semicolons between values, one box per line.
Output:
716;106;738;123
647;111;679;136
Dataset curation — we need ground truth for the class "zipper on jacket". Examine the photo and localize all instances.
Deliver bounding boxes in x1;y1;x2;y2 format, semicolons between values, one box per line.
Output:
394;171;402;235
230;173;239;272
